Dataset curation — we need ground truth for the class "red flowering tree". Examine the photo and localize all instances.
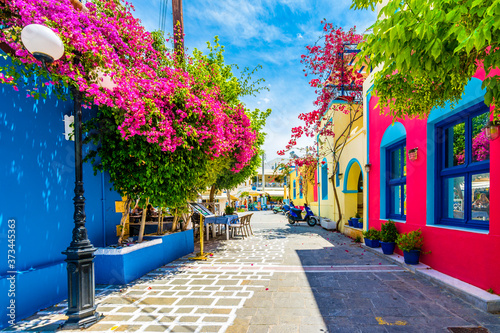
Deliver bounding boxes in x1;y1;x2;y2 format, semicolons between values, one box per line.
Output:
278;23;366;229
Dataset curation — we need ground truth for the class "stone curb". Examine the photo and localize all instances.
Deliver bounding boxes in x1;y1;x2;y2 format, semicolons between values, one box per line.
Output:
361;244;500;314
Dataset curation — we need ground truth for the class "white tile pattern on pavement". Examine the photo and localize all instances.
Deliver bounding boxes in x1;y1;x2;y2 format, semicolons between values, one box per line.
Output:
4;211;500;333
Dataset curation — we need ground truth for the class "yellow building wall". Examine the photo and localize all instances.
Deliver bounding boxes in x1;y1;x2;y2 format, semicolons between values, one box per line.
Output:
316;103;367;233
287;167;317;209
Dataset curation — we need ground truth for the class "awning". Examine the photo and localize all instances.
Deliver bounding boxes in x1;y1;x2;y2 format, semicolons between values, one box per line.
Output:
201;194;238;201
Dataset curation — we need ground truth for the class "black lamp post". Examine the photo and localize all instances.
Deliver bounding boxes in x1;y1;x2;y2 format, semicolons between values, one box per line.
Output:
62;83;99;328
21;24;99;328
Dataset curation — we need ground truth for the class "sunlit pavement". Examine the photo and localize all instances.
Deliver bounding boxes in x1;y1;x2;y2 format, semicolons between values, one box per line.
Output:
4;211;500;333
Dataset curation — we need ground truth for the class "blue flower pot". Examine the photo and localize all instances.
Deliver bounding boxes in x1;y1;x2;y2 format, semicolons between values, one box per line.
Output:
380;241;396;255
348;219;353;227
357;222;363;229
351;218;359;227
364;238;380;248
403;250;421;265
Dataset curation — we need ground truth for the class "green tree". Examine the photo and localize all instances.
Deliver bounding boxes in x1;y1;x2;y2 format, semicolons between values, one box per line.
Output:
185;38;271;205
351;0;500;118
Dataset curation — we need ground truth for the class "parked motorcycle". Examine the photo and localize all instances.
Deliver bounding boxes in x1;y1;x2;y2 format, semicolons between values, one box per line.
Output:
273;205;283;214
288;204;318;227
282;203;293;217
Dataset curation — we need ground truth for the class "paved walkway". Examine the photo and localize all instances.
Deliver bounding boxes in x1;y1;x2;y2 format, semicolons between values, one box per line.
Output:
4;211;500;333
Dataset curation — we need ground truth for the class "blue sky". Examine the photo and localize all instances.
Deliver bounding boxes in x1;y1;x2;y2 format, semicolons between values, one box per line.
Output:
130;0;376;160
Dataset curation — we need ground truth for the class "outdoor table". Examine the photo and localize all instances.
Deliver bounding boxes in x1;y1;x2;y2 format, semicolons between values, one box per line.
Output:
204;214;239;240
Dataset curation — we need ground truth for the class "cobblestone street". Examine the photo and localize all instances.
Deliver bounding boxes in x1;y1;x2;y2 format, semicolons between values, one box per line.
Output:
5;211;500;333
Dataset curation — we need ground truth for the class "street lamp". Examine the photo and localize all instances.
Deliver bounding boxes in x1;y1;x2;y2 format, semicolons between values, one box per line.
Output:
21;24;99;328
21;24;64;64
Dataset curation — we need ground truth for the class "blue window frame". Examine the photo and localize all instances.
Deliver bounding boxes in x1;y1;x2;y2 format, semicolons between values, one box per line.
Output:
436;105;490;230
321;160;328;200
386;140;406;220
293;179;296;200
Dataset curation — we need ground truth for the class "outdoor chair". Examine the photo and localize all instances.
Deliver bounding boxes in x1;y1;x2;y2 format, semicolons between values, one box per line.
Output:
230;215;247;239
244;213;254;236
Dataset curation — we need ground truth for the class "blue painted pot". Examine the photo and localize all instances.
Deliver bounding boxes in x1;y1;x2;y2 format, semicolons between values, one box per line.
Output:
351;218;359;227
364;238;380;248
380;241;396;255
403;250;421;265
348;219;354;227
357;222;363;229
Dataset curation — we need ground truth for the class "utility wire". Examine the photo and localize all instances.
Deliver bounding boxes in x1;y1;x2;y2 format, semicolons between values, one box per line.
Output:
158;0;169;33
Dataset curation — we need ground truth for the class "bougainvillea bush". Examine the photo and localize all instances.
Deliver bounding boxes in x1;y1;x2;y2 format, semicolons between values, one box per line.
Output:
1;0;263;208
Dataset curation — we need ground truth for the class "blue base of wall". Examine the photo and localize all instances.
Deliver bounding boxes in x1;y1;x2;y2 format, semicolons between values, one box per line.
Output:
0;262;67;329
145;229;194;264
95;229;194;285
0;230;194;329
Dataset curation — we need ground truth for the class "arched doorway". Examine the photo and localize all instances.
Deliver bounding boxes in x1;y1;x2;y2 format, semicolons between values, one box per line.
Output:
343;159;363;222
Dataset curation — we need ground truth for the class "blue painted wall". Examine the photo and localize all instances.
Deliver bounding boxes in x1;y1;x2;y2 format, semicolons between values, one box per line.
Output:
0;57;122;328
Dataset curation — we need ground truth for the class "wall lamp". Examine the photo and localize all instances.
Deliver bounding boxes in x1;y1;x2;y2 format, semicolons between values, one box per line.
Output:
364;163;371;173
485;121;500;141
408;147;418;161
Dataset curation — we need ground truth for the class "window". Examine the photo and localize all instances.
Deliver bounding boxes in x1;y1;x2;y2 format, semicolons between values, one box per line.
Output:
293;179;296;200
321;160;328;200
299;176;303;199
436;107;490;229
386;140;406;220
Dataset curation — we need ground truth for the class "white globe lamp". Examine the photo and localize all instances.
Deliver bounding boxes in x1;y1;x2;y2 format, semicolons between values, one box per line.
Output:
21;24;64;63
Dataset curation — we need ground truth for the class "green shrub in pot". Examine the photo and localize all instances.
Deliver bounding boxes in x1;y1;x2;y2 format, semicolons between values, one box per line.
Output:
381;220;398;243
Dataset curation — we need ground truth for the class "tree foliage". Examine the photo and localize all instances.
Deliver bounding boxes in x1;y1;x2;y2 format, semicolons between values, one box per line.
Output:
351;0;500;118
278;24;364;155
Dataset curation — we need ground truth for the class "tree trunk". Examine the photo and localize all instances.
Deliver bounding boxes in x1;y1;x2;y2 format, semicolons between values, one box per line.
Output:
157;209;164;235
138;198;149;243
171;208;179;232
330;176;343;231
181;212;191;230
118;196;132;244
209;184;216;202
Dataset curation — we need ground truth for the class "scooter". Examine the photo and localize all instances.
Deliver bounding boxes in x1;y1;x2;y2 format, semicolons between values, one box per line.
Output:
288;204;318;227
273;205;283;214
282;203;293;216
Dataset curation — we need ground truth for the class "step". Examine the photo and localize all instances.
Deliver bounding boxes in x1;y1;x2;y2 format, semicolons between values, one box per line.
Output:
361;245;500;313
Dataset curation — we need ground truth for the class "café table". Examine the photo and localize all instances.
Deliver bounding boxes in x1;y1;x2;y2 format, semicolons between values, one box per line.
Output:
204;214;240;240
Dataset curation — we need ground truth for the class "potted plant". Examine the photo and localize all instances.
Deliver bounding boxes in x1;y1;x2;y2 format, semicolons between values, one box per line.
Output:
351;213;360;227
395;229;425;265
380;220;398;255
224;206;235;216
348;217;354;227
362;228;380;248
357;217;364;229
